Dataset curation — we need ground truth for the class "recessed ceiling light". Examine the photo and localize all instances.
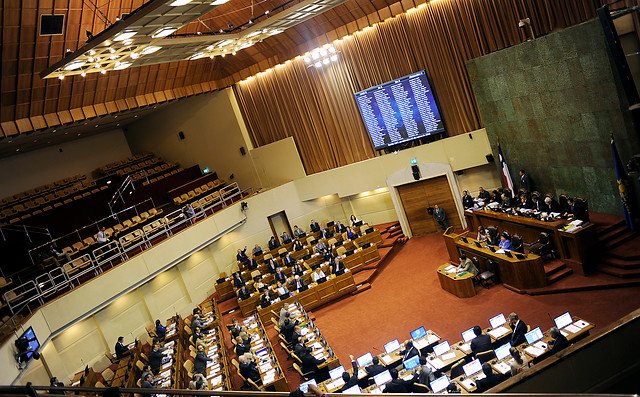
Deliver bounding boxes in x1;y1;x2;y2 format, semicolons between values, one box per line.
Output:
140;46;162;55
151;27;177;38
81;72;86;77
330;54;338;62
314;61;322;68
113;30;136;41
130;52;140;59
58;75;65;80
211;0;229;4
16;148;20;152
100;70;107;74
64;60;86;70
170;0;193;5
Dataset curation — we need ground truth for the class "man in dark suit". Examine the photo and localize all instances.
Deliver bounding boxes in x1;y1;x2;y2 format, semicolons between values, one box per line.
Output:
321;228;333;239
237;285;251;301
475;363;507;392
400;340;419;362
193;344;213;375
299;349;327;379
268;236;280;250
259;291;273;308
236;247;248;263
330;257;346;275
433;205;448;231
548;327;570;354
519;169;531;192
114;336;130;359
283;253;296;267
383;368;415;393
462;191;474;209
470;325;493;357
334;221;347;234
339;356;359;392
508;312;528;346
365;356;387;377
281;231;292;244
149;343;165;375
289;275;307;291
281;318;297;343
232;272;245;288
310;220;320;233
247;257;259;270
275;267;287;284
239;354;261;383
477;187;490;202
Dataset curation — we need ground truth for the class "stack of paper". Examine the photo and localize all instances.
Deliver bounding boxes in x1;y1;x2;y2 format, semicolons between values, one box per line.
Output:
458;342;471;353
381;355;394;365
574;320;590;329
564;324;580;333
460;379;475;391
428;357;445;369
441;352;456;361
524;346;544;357
493;362;510;374
488;326;510;339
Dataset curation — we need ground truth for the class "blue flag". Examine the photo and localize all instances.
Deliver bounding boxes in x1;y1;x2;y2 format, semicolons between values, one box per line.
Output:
611;136;635;230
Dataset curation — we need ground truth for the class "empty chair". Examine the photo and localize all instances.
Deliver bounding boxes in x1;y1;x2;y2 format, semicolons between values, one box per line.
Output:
476;349;496;364
479;259;499;288
450;358;466;378
511;234;524;253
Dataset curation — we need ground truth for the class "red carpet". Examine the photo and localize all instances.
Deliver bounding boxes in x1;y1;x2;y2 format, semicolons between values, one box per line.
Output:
221;233;640;391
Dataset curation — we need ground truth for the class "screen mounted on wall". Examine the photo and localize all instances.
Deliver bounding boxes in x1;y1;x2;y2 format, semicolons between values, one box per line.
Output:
354;70;445;150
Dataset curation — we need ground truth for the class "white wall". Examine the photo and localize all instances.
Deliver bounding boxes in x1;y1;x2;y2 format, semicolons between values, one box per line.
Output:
0;129;131;199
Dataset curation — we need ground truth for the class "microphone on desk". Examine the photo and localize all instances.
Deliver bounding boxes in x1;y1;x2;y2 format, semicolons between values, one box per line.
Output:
547;312;553;325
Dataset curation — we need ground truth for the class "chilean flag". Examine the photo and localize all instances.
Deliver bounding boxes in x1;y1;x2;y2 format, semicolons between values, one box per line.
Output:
498;144;514;196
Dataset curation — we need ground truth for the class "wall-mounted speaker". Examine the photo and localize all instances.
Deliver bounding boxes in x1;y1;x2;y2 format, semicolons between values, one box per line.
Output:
486;154;495;163
239;146;246;156
411;164;421;181
178;131;185;140
40;15;65;36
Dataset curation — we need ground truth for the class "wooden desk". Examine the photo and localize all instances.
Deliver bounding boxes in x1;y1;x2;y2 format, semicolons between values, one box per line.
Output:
437;263;476;298
521;317;594;363
464;209;597;274
443;230;546;290
242;315;289;391
215;279;235;301
256;272;356;324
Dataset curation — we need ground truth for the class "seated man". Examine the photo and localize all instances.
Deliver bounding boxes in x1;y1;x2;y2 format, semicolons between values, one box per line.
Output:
300;347;327;380
315;240;327;255
400;340;419;361
470;325;492;357
462;190;474;209
365;356;387;377
330;257;347;275
321;228;333;239
383;368;416;393
268;236;280;251
239;353;261;383
477;187;490;202
309;220;320;233
289;274;307;291
232;272;245;288
247;257;259;270
474;363;507;392
544;196;561;213
252;244;263;257
281;318;297;343
275;267;288;284
283;252;296;267
259;290;273;308
293;225;306;238
548;327;570;354
281;231;292;244
456;254;479;276
237;285;252;301
334;221;347;234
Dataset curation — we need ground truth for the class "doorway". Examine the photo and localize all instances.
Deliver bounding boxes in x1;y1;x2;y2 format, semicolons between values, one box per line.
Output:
267;210;292;243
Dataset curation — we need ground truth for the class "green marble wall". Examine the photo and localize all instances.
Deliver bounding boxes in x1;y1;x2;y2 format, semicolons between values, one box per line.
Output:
468;20;638;214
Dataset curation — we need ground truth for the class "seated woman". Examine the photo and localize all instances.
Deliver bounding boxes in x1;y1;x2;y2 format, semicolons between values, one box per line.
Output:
476;226;488;243
350;214;361;226
312;267;326;283
498;231;513;251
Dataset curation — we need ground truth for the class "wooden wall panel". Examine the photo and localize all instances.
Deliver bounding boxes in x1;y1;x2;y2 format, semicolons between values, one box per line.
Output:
397;175;462;236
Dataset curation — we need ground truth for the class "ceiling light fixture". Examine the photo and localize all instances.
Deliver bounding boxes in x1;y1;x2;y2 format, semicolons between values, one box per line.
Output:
113;62;132;70
169;0;193;5
113;30;137;41
151;27;178;38
211;0;229;4
63;60;86;70
58;75;65;80
140;46;162;55
130;52;140;59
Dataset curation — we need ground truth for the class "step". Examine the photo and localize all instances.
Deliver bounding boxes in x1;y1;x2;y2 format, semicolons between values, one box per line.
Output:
353;269;377;285
352;282;371;295
547;267;573;284
601;256;640;270
384;222;401;233
543;261;566;277
604;231;638;250
598;225;629;243
388;228;404;238
598;265;640;278
594;219;627;236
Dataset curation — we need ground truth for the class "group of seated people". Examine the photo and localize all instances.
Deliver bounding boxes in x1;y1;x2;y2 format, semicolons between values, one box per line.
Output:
461;185;588;222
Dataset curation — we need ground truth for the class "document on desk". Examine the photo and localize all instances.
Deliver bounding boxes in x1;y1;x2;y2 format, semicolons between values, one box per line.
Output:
208;375;222;386
524;345;544;357
413;338;429;350
493;362;510;375
562;324;579;334
488;326;510;339
441;352;457;361
495;249;505;254
380;354;394;365
533;341;548;350
460;378;475;391
573;320;590;329
259;362;273;373
262;370;276;385
458;342;471;353
428;357;445;369
401;373;414;381
444;265;457;274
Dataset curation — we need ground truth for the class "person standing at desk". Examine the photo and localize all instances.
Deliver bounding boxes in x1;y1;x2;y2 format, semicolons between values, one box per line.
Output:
457;254;479;276
548;327;570;354
236;247;248;263
339;355;359;392
232;272;245;288
114;336;130;359
433;205;448;231
499;232;513;251
155;319;166;341
508;313;528;346
366;356;387;377
519;169;531;192
149;343;165;375
194;344;213;375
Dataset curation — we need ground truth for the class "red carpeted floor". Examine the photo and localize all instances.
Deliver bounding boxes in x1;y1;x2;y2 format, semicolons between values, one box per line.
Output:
221;233;640;391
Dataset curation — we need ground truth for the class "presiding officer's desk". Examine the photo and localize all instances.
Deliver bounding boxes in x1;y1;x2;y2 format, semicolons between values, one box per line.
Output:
464;209;597;275
443;230;546;290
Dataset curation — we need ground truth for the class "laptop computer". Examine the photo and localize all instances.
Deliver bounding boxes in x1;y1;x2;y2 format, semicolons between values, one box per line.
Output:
515;253;527;259
374;370;393;386
335;268;346;276
356;352;373;368
299;379;317;393
474;241;483;248
463;359;483;378
554;312;573;329
461;328;476;343
432;341;450;356
461;236;469;243
316;276;327;284
489;313;507;329
525;327;544;345
365;227;374;233
410;326;427;340
494;342;511;361
329;366;345;380
504;250;513;258
354;221;363;227
345;249;355;256
341;385;361;394
384;339;401;354
403;355;420;370
430;375;449;393
361;242;372;249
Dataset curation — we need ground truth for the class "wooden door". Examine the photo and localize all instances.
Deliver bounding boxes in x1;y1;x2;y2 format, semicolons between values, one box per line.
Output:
397;175;462;236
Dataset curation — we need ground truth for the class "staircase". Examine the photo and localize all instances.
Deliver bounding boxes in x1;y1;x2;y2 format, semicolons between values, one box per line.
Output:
593;214;640;278
544;260;573;284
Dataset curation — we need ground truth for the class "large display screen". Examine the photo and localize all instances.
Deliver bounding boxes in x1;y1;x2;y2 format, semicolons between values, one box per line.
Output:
15;326;40;363
354;70;445;150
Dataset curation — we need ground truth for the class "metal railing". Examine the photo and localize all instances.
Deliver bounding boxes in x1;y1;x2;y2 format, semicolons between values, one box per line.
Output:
0;224;51;244
4;183;251;315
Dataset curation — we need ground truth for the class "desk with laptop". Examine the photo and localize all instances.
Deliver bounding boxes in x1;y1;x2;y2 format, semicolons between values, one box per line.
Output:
240;314;289;391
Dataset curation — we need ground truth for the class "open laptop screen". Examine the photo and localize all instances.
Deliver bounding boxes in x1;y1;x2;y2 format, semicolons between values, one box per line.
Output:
430;375;450;393
554;312;572;329
432;341;450;356
410;326;427;340
374;370;392;386
403;355;420;370
329;366;345;380
356;352;373;368
525;327;544;345
384;339;400;354
462;328;476;342
494;343;511;361
463;359;482;377
299;379;317;393
489;313;506;329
